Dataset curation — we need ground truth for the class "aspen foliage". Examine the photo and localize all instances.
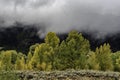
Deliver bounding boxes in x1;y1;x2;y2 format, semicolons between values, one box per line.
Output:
29;43;54;71
87;51;100;70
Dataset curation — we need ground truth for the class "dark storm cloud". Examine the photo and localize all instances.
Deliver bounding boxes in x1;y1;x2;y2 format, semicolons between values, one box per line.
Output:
0;0;120;37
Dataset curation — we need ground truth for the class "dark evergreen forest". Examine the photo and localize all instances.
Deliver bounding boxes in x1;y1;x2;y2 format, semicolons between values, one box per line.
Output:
0;24;120;53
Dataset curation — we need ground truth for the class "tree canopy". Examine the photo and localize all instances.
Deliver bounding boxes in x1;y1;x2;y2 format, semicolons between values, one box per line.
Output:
0;31;119;72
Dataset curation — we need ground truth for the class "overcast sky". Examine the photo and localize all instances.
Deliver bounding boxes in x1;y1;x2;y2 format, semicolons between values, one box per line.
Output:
0;0;120;37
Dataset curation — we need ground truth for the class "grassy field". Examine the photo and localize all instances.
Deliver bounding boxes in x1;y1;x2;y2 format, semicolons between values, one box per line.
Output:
0;70;120;80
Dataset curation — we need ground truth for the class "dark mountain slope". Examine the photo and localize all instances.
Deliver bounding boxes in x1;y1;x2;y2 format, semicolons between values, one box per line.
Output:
0;25;120;54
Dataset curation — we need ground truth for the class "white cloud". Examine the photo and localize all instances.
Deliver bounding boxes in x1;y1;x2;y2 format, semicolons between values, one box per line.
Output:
0;0;120;37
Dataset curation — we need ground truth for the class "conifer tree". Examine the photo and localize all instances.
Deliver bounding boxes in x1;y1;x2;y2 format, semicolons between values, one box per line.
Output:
56;30;90;70
115;57;120;71
54;40;71;70
112;51;120;71
95;43;113;71
45;32;60;69
45;32;60;48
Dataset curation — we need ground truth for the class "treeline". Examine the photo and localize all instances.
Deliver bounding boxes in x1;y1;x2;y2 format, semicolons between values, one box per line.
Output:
0;31;120;71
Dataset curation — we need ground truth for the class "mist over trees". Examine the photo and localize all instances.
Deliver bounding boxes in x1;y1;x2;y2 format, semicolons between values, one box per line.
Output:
0;31;120;72
1;26;120;54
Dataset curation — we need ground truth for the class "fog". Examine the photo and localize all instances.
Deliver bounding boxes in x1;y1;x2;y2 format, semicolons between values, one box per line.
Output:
0;0;120;38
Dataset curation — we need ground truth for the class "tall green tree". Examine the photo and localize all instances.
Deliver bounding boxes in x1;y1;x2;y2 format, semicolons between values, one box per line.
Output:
87;51;100;70
29;43;39;55
45;32;60;48
95;43;113;71
15;57;25;70
29;46;40;70
0;50;18;70
112;51;120;71
45;32;60;70
29;43;54;71
14;52;26;70
55;31;90;70
1;51;12;70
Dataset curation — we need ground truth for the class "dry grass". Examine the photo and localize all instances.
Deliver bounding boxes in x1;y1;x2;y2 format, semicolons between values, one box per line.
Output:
0;70;119;80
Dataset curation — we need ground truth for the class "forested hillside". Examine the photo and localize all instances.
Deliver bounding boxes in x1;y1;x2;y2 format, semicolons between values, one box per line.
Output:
0;30;120;72
1;25;120;55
